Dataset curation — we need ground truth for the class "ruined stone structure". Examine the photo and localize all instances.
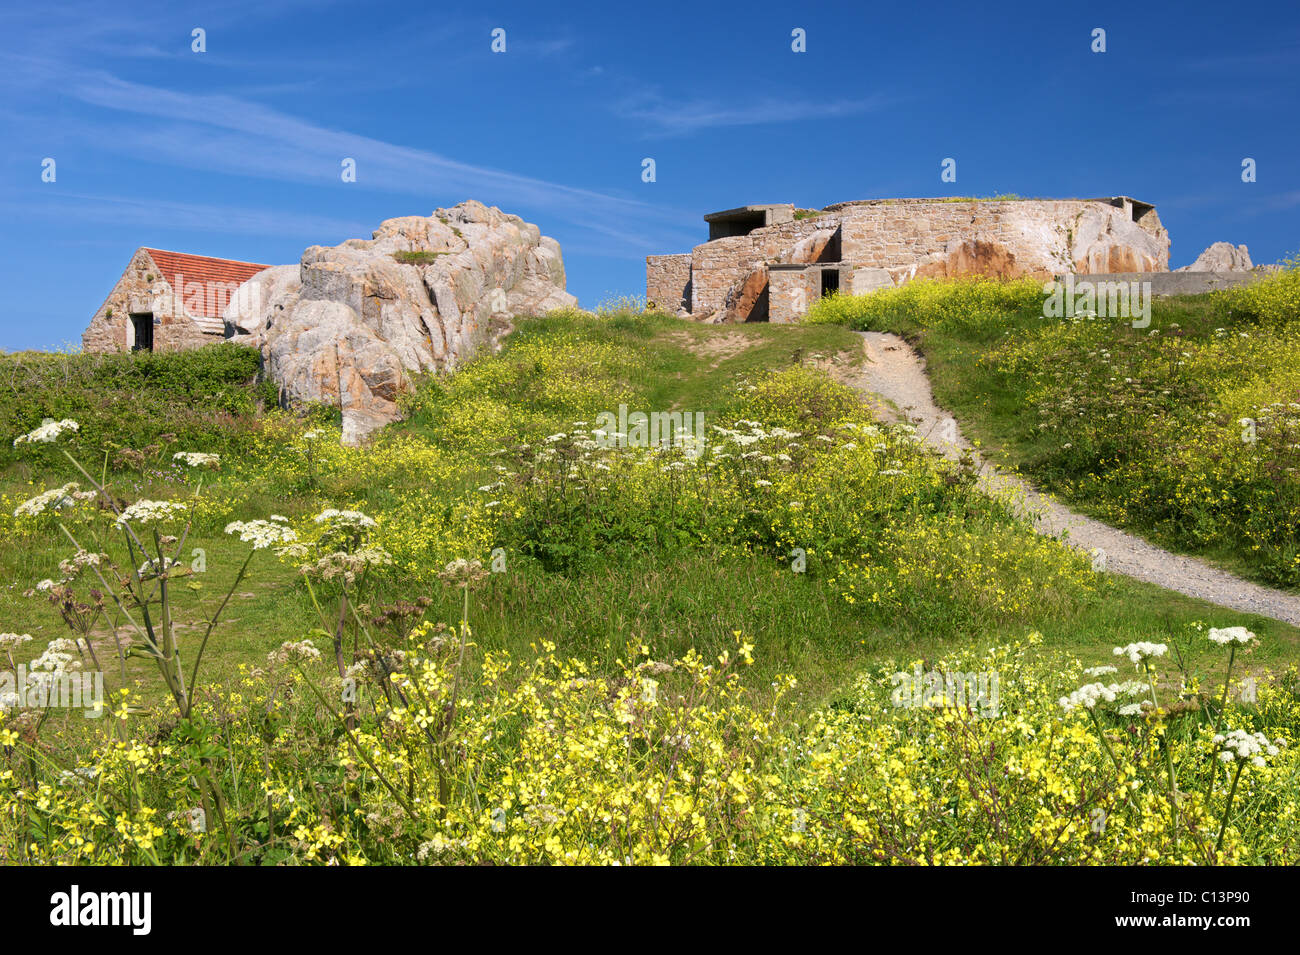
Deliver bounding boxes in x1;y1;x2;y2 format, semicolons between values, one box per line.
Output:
647;197;1172;323
83;249;271;352
80;202;576;444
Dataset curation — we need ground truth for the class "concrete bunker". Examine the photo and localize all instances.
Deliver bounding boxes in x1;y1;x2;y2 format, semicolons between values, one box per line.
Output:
704;204;795;241
651;196;1172;324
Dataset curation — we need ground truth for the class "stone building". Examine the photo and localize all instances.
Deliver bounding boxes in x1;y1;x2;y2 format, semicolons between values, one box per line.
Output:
647;197;1171;323
76;202;578;444
82;248;271;352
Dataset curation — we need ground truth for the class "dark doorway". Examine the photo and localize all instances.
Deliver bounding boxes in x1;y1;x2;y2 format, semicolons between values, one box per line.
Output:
820;269;840;298
130;313;154;351
817;229;843;263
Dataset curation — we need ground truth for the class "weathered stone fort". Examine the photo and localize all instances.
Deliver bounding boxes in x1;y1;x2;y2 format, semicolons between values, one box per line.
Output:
77;197;1262;443
647;197;1179;323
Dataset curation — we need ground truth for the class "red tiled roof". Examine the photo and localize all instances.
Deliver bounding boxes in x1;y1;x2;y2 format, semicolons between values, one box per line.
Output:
143;248;272;326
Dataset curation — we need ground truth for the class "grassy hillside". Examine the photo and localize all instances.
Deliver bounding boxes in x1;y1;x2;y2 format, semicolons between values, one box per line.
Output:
2;309;1297;864
806;264;1300;588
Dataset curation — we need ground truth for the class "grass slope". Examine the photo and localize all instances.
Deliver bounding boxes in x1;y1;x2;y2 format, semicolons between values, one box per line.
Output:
805;267;1300;589
3;310;1293;715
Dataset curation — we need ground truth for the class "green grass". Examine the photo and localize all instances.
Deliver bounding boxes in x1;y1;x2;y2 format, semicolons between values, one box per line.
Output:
804;269;1300;588
4;308;1296;725
7;308;1300;867
392;250;447;265
935;193;1026;202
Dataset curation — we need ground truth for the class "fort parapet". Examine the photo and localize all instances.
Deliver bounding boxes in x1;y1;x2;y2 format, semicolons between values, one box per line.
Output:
647;197;1172;323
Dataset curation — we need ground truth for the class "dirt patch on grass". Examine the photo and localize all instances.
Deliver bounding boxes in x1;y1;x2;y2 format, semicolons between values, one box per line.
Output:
665;330;757;368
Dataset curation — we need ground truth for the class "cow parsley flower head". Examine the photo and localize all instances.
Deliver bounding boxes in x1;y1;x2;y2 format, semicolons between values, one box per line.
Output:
300;548;392;586
0;633;33;653
58;550;103;578
438;558;489;589
268;639;322;666
1059;682;1119;712
1214;729;1282;768
116;500;187;526
225;517;298;550
137;556;181;578
1118;701;1151;717
1113;642;1167;666
29;638;81;676
13;483;81;518
173;451;221;468
313;508;376;530
13;418;79;447
1084;665;1118;677
1208;626;1255;646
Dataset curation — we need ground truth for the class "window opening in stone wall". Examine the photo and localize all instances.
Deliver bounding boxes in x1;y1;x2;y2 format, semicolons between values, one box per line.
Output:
130;312;154;351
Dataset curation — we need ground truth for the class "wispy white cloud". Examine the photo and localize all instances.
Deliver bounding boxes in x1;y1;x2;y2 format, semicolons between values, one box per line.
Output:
1176;41;1300;76
0;190;374;246
615;91;896;136
2;63;698;255
1238;190;1300;217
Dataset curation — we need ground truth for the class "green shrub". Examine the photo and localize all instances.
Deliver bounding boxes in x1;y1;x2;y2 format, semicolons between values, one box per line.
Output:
0;344;272;472
392;250;447;265
1219;255;1300;327
803;277;1045;337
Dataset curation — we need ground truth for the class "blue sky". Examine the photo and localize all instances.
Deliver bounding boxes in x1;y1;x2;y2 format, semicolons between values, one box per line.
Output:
1;0;1297;351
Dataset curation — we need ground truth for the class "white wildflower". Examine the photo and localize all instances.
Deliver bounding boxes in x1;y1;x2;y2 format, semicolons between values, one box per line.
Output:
268;639;323;666
225;518;298;550
13;483;81;518
116;500;187;526
1113;642;1167;666
13;418;79;446
1208;626;1255;646
173;451;221;468
0;633;33;652
1083;665;1117;677
313;508;376;529
1059;682;1119;712
1214;729;1281;768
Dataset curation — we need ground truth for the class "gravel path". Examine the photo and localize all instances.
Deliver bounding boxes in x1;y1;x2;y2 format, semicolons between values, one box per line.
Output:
843;331;1300;627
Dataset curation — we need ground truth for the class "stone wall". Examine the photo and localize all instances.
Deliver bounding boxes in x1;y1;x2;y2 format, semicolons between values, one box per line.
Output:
689;216;842;318
82;249;216;352
646;254;692;313
768;267;818;324
1055;270;1271;296
837;198;1169;283
650;196;1174;323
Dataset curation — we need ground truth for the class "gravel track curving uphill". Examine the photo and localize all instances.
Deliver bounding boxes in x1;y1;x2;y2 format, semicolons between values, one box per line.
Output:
842;331;1300;627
